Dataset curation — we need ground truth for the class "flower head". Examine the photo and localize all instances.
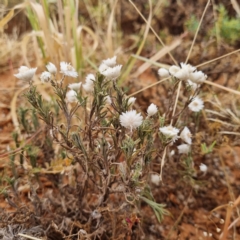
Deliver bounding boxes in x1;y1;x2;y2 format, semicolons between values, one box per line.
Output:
68;82;82;91
46;62;57;74
169;65;181;76
180;62;196;73
189;70;207;84
147;103;158;116
159;125;179;142
101;65;122;80
40;71;51;83
60;62;78;78
199;163;207;172
82;74;95;92
14;66;37;82
187;80;199;91
188;96;204;112
158;68;170;78
98;63;109;74
119;110;143;131
102;56;117;67
66;90;77;103
177;144;191;154
180;126;192;145
127;97;136;106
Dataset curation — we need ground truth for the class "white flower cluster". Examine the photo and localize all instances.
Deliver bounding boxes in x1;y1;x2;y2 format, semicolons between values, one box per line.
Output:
159;125;193;154
98;56;122;80
158;63;205;113
158;63;207;85
14;66;37;82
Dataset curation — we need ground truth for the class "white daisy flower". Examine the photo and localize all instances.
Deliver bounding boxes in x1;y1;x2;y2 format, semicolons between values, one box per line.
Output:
189;70;206;84
14;66;37;81
104;95;112;105
102;56;117;67
199;163;207;172
98;63;109;74
180;62;196;73
188;96;204;112
187;80;199;91
86;73;96;82
101;65;122;80
159;125;179;142
82;74;95;93
169;65;181;76
174;68;189;80
119;110;143;131
180;126;192;145
177;144;191;154
66;90;77;103
60;62;78;78
46;62;57;74
40;71;51;83
147;103;158;116
68;82;82;91
128;97;136;106
158;68;170;78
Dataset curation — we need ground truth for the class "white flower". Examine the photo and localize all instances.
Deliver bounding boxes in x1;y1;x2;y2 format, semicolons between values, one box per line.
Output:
180;62;196;73
188;96;204;112
169;65;181;76
158;68;170;78
104;95;112;105
101;65;122;80
86;73;96;82
189;70;206;83
177;144;191;154
46;62;57;74
68;82;82;91
159;125;179;142
102;56;117;67
119;110;143;131
14;66;37;81
128;97;136;106
151;174;160;186
40;71;51;83
187;80;199;91
60;62;78;78
82;74;95;92
98;63;109;74
180;127;192;145
174;68;189;80
66;90;77;103
199;163;207;172
147;103;158;116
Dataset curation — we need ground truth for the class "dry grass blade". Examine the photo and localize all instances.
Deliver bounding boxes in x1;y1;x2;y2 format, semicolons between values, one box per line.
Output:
29;2;55;61
128;0;177;65
128;77;169;97
120;0;152;83
107;0;118;56
185;0;211;63
231;0;240;16
132;38;182;78
18;233;42;240
76;25;98;58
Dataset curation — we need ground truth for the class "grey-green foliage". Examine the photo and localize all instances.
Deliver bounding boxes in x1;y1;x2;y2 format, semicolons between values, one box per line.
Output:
215;4;240;44
186;5;240;45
